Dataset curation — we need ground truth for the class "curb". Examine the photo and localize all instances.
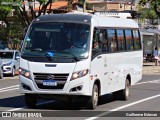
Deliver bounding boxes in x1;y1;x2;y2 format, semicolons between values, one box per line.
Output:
143;67;160;74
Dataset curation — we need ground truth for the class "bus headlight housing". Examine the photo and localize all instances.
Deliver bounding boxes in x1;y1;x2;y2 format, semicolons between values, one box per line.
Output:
19;68;31;79
3;61;12;66
71;69;88;80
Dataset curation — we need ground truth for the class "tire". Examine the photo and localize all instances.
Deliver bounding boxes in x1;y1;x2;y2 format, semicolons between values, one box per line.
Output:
25;94;37;108
87;84;99;109
113;79;130;100
0;68;3;79
120;79;130;100
11;67;15;77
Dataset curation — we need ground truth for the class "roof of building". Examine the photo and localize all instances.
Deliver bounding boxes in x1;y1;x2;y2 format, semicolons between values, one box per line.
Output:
34;1;68;11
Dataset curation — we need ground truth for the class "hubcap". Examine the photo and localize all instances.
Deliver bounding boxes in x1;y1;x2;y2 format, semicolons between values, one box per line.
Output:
125;81;129;97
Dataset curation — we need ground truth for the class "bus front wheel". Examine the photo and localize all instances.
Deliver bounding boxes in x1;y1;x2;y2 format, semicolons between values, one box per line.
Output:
87;84;99;109
25;94;37;108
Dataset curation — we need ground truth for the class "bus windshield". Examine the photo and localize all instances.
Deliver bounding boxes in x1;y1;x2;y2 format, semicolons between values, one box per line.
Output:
22;22;90;61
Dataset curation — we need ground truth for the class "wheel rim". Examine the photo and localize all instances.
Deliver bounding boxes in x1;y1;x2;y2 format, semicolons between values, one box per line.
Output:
125;81;129;97
93;87;98;106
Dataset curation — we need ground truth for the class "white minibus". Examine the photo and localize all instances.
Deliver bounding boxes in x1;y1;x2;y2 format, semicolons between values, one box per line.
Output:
19;12;143;109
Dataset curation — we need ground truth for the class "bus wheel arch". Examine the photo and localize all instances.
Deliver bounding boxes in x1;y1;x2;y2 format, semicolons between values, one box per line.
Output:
113;75;131;100
126;74;131;86
94;79;101;96
87;79;101;109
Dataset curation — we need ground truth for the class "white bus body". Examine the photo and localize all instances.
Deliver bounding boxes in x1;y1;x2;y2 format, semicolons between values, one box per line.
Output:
19;12;143;109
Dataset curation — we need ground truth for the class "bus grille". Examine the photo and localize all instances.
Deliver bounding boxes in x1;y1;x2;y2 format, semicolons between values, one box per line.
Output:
33;73;69;89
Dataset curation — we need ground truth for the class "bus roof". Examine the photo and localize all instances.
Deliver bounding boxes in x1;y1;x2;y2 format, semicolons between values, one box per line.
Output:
93;15;139;28
34;12;139;29
33;12;92;24
94;11;132;19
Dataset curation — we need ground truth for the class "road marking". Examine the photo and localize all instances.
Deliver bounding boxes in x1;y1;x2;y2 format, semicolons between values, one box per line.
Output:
7;107;24;111
135;79;160;85
7;101;54;111
0;88;19;93
86;94;160;120
0;85;19;91
1;76;19;80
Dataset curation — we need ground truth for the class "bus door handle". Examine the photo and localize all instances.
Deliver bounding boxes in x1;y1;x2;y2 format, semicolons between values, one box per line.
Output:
97;56;102;59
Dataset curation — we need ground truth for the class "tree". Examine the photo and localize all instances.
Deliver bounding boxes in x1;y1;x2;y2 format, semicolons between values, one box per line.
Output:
0;0;13;41
0;0;54;37
17;0;53;27
136;3;158;25
139;0;160;17
0;0;28;48
0;0;79;45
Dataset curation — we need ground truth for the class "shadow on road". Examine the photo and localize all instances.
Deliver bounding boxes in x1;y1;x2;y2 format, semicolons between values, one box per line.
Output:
0;95;25;108
36;94;116;110
0;94;117;110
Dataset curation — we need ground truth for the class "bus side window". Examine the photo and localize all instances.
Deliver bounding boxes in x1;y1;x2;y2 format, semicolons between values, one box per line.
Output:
107;29;118;52
117;29;125;51
98;30;108;53
92;28;102;57
133;30;141;50
125;29;134;50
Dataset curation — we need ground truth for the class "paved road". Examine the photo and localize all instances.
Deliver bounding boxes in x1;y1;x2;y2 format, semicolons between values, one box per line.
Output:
0;75;160;120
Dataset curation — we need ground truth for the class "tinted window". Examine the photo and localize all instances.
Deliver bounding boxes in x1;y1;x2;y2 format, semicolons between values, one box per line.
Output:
133;30;141;49
23;22;90;60
92;28;102;57
107;29;117;52
125;30;134;50
117;30;125;51
100;29;109;52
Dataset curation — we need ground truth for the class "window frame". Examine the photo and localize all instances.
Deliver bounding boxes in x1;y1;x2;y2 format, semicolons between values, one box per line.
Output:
92;27;141;56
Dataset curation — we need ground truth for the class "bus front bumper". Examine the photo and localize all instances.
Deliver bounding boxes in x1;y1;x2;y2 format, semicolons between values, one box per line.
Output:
19;75;91;96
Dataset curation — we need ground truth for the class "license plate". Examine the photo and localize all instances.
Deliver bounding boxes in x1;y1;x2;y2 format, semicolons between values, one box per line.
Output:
42;80;57;86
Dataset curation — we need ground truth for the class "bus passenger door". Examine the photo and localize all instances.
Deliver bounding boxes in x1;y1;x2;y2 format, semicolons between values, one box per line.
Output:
90;28;107;95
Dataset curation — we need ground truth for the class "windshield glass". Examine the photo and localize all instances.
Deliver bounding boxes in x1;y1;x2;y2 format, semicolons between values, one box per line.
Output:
22;22;90;62
0;52;13;59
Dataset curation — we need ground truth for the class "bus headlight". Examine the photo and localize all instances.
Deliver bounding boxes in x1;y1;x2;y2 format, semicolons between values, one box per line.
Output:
3;61;12;66
71;69;88;80
19;68;31;79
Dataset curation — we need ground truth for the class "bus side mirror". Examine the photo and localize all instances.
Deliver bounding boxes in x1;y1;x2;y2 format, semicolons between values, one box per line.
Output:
16;56;20;60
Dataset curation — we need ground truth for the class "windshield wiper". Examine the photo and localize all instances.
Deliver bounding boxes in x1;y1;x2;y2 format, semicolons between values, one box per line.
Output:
47;50;80;62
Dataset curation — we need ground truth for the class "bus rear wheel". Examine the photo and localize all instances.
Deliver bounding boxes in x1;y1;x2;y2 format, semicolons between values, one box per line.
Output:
113;79;130;100
87;84;99;109
120;78;130;100
25;94;37;108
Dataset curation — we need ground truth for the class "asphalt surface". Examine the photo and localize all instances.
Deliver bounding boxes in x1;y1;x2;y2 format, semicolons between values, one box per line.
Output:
0;74;160;120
